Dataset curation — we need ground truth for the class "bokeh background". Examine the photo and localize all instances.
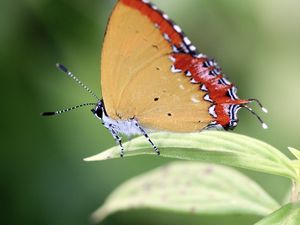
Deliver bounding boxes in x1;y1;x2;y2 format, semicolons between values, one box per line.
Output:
2;0;300;224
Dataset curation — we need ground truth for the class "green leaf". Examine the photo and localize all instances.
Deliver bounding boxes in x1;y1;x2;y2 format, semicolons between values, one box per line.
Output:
288;148;300;174
85;131;297;180
92;162;279;223
291;161;300;170
288;147;300;160
255;202;300;225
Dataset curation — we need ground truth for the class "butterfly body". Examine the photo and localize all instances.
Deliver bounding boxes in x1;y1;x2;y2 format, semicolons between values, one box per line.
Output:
92;100;159;157
93;101;143;136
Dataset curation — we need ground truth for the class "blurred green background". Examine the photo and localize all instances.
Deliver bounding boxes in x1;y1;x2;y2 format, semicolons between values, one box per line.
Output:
1;0;300;224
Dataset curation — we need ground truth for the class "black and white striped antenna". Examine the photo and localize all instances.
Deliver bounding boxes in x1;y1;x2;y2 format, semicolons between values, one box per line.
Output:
41;64;99;116
56;63;100;101
41;103;97;116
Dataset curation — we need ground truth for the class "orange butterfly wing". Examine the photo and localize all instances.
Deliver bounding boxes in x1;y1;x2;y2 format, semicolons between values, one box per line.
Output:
101;1;213;132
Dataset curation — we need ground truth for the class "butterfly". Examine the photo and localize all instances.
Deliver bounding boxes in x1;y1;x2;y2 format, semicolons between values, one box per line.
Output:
42;0;268;157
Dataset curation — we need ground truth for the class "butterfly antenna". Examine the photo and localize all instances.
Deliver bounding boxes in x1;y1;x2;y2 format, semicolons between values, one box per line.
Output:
56;63;100;101
242;105;268;129
41;103;97;116
248;98;268;113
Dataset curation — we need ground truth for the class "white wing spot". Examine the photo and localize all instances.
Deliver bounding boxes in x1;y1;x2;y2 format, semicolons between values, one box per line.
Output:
209;105;217;118
180;43;189;53
163;33;171;42
169;56;176;62
173;25;182;33
185;71;192;77
204;94;213;102
183;37;192;45
221;78;231;85
200;84;208;91
196;53;206;58
171;65;182;73
191;79;198;84
151;5;158;10
189;45;197;51
172;45;179;53
163;14;169;19
191;95;201;103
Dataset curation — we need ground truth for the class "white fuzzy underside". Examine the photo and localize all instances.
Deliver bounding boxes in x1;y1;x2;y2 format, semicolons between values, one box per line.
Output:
99;114;223;138
101;113;143;136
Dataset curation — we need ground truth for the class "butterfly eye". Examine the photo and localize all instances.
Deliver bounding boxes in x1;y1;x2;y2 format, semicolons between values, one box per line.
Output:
94;106;103;119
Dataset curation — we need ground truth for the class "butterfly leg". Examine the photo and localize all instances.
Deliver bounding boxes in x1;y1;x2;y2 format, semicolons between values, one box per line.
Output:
135;122;160;155
108;126;125;157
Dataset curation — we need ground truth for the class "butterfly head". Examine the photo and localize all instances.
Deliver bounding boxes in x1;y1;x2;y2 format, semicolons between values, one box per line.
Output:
91;100;106;120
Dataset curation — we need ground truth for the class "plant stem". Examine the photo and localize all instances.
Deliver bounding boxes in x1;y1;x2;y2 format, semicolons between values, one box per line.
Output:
291;180;300;202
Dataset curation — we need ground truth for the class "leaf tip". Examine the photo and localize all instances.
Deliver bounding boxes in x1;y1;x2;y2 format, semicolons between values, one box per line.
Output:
83;153;114;162
288;147;300;160
288;147;295;151
83;157;94;162
90;208;107;224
